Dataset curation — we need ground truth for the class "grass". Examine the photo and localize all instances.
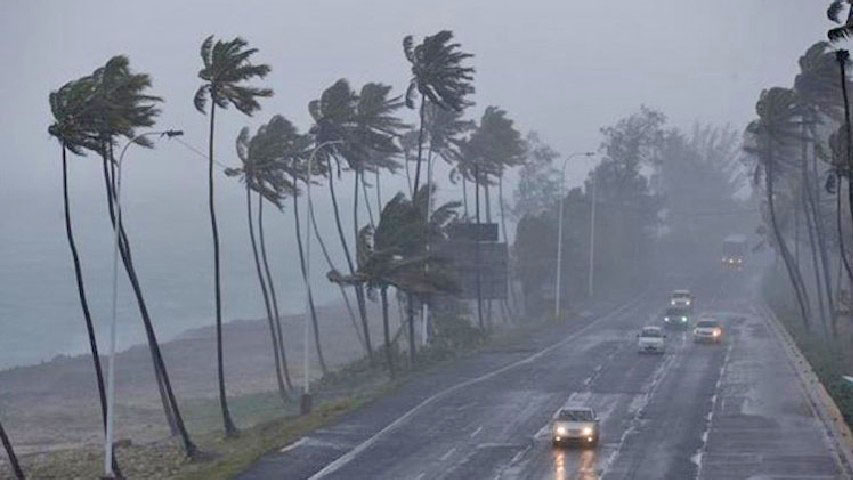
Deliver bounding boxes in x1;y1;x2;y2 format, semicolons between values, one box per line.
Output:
762;271;853;428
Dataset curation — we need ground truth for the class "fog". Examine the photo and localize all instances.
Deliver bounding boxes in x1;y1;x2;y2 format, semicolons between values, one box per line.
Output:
0;2;849;478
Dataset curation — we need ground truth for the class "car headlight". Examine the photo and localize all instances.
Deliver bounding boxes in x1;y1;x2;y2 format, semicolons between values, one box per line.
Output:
686;300;691;305
664;317;670;322
713;329;721;337
581;426;593;436
737;258;742;263
556;426;567;435
671;300;676;305
681;316;687;322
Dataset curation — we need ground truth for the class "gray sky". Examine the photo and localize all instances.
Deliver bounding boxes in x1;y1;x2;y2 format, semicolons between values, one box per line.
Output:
0;1;840;365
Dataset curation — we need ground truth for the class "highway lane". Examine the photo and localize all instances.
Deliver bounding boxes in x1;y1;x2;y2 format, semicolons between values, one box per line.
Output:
239;271;850;479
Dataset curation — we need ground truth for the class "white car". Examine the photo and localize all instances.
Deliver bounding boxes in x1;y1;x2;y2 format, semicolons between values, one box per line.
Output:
551;407;600;448
693;319;723;344
670;289;694;309
638;326;666;353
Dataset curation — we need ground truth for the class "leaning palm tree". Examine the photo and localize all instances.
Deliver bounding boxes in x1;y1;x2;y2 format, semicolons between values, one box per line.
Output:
48;75;125;475
227;123;291;402
194;35;272;436
87;56;196;455
403;30;475;195
746;87;812;327
0;418;23;479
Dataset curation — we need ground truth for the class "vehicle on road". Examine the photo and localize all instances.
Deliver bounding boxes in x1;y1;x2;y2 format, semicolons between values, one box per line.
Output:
670;289;694;310
662;306;690;329
693;318;723;344
638;326;666;353
722;234;747;270
551;407;600;448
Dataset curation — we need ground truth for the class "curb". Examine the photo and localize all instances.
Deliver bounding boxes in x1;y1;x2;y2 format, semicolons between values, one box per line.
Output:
760;302;853;477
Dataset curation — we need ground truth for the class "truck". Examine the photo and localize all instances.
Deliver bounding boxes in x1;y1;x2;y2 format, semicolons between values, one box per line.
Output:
722;234;747;270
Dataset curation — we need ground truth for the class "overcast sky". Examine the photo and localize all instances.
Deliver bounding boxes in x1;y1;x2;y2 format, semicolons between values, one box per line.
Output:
0;1;842;364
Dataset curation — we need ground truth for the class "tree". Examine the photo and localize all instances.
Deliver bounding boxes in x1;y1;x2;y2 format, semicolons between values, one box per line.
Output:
403;30;475;195
828;1;853;42
0;419;23;479
194;35;272;437
746;87;813;327
227;121;293;402
512;132;562;220
87;56;196;456
48;75;125;476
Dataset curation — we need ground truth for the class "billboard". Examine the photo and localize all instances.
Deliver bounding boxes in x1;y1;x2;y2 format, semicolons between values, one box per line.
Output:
433;239;508;299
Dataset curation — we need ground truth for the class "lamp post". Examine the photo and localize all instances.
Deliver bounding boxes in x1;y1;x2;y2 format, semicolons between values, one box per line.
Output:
588;168;596;298
555;151;594;321
105;129;183;478
300;140;343;415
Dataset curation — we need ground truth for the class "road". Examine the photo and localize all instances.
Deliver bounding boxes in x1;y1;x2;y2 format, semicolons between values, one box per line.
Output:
239;270;850;479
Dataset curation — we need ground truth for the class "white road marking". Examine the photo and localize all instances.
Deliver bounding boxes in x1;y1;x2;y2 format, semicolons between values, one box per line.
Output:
692;342;732;478
470;426;483;438
280;437;308;453
308;291;649;479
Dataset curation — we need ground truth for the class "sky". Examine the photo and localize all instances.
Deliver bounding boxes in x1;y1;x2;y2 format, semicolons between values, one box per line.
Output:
0;0;840;366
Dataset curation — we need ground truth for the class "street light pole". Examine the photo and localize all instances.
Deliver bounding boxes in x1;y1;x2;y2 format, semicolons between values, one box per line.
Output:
301;140;343;415
555;152;594;321
588;169;596;298
105;129;183;478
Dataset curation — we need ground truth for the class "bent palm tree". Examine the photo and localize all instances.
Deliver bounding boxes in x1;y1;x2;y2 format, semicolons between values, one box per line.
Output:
0;419;23;479
403;30;475;195
195;35;272;436
746;87;812;327
227;124;291;401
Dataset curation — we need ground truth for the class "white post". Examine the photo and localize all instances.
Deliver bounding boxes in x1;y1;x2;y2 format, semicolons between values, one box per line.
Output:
588;170;596;298
422;155;434;346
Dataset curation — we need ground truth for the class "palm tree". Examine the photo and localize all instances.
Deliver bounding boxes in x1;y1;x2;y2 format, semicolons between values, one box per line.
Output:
0;419;23;479
828;1;853;42
826;126;853;284
195;35;272;436
746;87;812;327
227;123;291;402
402;30;475;195
87;56;196;455
48;75;126;475
331;189;460;371
794;42;844;331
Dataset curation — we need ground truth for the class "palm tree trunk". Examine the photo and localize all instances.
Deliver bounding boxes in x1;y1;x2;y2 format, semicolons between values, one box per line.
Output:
802;131;828;333
412;95;427;195
474;165;484;330
246;185;288;402
837;53;853;277
62;146;122;475
293;190;327;375
407;292;416;365
812;142;837;332
498;173;515;321
0;419;23;479
462;176;469;218
767;150;811;328
327;157;373;359
484;181;493;328
207;104;237;437
258;196;293;391
308;198;365;349
362;172;376;229
381;285;395;377
404;153;413;198
375;170;382;215
836;173;853;283
100;150;183;441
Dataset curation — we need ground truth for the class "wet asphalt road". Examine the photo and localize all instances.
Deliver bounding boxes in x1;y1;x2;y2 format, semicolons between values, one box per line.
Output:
239;270;849;479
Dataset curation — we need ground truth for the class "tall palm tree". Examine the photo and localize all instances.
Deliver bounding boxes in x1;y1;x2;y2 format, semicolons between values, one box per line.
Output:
48;75;127;475
0;419;23;479
794;42;843;331
227;124;291;401
195;35;272;436
826;126;853;284
403;30;475;195
747;87;812;327
86;55;196;455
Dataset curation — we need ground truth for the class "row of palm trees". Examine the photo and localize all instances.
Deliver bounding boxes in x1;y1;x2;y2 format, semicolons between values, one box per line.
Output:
0;29;535;477
745;2;853;338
